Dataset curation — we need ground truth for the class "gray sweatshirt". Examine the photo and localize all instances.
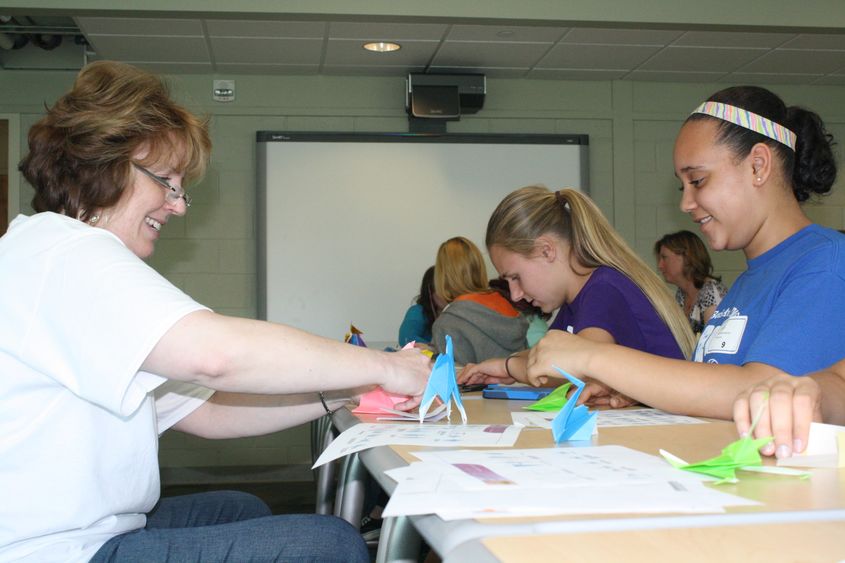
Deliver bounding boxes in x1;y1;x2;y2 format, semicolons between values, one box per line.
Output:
432;296;529;365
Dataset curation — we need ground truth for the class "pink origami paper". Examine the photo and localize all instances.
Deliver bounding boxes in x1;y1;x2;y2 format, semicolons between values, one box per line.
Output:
351;342;414;414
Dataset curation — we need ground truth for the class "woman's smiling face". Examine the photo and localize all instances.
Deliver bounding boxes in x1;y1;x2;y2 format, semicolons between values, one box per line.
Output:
97;147;188;259
674;119;760;254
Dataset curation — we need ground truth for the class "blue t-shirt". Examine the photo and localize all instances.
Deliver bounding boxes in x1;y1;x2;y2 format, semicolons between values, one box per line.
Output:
398;303;432;346
694;224;845;374
550;266;684;359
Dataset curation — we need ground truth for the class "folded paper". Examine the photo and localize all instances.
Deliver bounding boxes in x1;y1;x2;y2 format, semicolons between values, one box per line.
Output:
352;341;414;414
524;383;571;411
550;367;597;443
353;387;409;414
344;324;367;347
419;335;467;423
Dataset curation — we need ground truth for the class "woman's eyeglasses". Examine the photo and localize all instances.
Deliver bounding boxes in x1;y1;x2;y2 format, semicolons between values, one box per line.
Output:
132;163;192;207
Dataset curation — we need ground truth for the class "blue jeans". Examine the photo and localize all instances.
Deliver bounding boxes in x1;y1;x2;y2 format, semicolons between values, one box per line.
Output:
90;491;368;562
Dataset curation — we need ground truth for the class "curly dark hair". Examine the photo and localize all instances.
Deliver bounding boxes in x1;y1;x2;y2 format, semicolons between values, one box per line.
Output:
686;85;837;203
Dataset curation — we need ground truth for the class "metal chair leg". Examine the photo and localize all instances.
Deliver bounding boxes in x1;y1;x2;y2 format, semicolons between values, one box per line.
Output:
334;451;367;527
376;516;422;563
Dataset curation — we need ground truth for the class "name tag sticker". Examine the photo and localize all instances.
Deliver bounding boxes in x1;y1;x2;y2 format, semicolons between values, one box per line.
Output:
703;315;747;355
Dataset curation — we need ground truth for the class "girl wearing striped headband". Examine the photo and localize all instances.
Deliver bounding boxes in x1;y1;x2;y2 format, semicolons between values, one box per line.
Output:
523;86;845;454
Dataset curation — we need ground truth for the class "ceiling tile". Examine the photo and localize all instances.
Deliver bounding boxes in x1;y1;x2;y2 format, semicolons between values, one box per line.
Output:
527;68;629;80
76;17;203;36
210;37;323;65
673;30;795;48
323;64;425;76
205;19;325;38
215;63;320;75
538;44;660;70
628;70;728;82
433;41;551;68
87;35;209;62
780;34;845;50
725;72;827;85
447;24;566;43
429;66;529;78
328;21;447;41
133;62;214;74
325;39;438;66
639;46;766;72
740;49;845;74
560;27;683;46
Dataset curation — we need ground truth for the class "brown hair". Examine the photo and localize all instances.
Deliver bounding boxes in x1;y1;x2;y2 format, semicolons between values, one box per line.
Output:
434;236;489;303
654;230;720;289
486;186;696;358
19;60;211;223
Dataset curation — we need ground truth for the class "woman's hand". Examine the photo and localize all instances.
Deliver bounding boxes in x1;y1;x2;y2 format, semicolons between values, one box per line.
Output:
526;330;595;387
577;379;638;408
457;358;515;385
380;349;432;410
733;373;822;458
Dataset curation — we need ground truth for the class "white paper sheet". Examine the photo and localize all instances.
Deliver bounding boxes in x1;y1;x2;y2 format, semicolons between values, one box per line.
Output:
311;423;521;467
376;402;449;422
382;446;758;519
777;422;845;468
511;408;705;428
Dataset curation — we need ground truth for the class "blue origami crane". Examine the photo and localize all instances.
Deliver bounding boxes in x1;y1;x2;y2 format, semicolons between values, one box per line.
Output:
551;366;597;443
418;335;467;423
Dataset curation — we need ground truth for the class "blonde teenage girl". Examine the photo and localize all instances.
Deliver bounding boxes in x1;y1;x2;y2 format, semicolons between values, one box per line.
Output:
459;187;695;407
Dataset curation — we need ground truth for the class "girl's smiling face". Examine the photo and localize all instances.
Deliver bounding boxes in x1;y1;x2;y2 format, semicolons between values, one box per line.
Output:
674;119;761;255
97;147;188;259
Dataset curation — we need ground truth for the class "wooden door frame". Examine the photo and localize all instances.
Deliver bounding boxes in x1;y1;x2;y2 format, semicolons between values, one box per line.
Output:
0;113;21;226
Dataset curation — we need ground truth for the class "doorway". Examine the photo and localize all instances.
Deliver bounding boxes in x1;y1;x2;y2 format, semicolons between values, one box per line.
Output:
1;119;7;234
0;114;21;236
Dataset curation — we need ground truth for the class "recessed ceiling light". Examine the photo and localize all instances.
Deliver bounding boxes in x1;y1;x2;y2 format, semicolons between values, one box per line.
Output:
363;41;401;52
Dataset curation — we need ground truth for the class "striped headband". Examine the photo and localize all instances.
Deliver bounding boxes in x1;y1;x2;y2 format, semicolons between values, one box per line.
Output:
692;101;797;151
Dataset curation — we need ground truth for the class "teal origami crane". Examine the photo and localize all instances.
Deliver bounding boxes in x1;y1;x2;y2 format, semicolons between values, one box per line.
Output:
551;367;597;443
418;335;467;423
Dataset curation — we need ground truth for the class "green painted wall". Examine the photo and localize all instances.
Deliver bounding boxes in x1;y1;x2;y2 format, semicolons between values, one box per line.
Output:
2;67;844;470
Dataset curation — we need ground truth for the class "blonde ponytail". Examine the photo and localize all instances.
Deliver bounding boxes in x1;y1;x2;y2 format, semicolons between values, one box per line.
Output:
487;186;696;358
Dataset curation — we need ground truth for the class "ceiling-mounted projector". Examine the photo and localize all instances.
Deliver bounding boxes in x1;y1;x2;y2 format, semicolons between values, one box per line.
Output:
405;73;486;120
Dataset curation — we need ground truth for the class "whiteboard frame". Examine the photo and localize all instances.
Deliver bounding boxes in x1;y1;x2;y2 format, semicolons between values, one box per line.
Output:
256;131;589;340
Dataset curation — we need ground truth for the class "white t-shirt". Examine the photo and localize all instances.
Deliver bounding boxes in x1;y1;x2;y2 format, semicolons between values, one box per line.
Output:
0;213;214;562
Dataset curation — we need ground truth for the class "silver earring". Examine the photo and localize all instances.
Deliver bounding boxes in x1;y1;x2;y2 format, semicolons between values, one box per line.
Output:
756;177;762;183
88;214;100;225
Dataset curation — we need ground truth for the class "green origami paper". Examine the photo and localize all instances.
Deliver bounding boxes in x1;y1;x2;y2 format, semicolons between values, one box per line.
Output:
524;383;571;412
662;435;773;483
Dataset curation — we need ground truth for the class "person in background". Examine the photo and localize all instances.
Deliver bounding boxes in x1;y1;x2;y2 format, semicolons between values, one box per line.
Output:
398;265;444;346
525;85;845;423
734;358;845;458
0;61;430;563
431;236;528;365
655;230;728;334
459;187;695;409
488;277;550;347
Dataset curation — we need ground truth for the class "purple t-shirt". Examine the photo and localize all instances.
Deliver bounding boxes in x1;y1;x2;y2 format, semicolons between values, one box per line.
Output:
549;266;684;359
